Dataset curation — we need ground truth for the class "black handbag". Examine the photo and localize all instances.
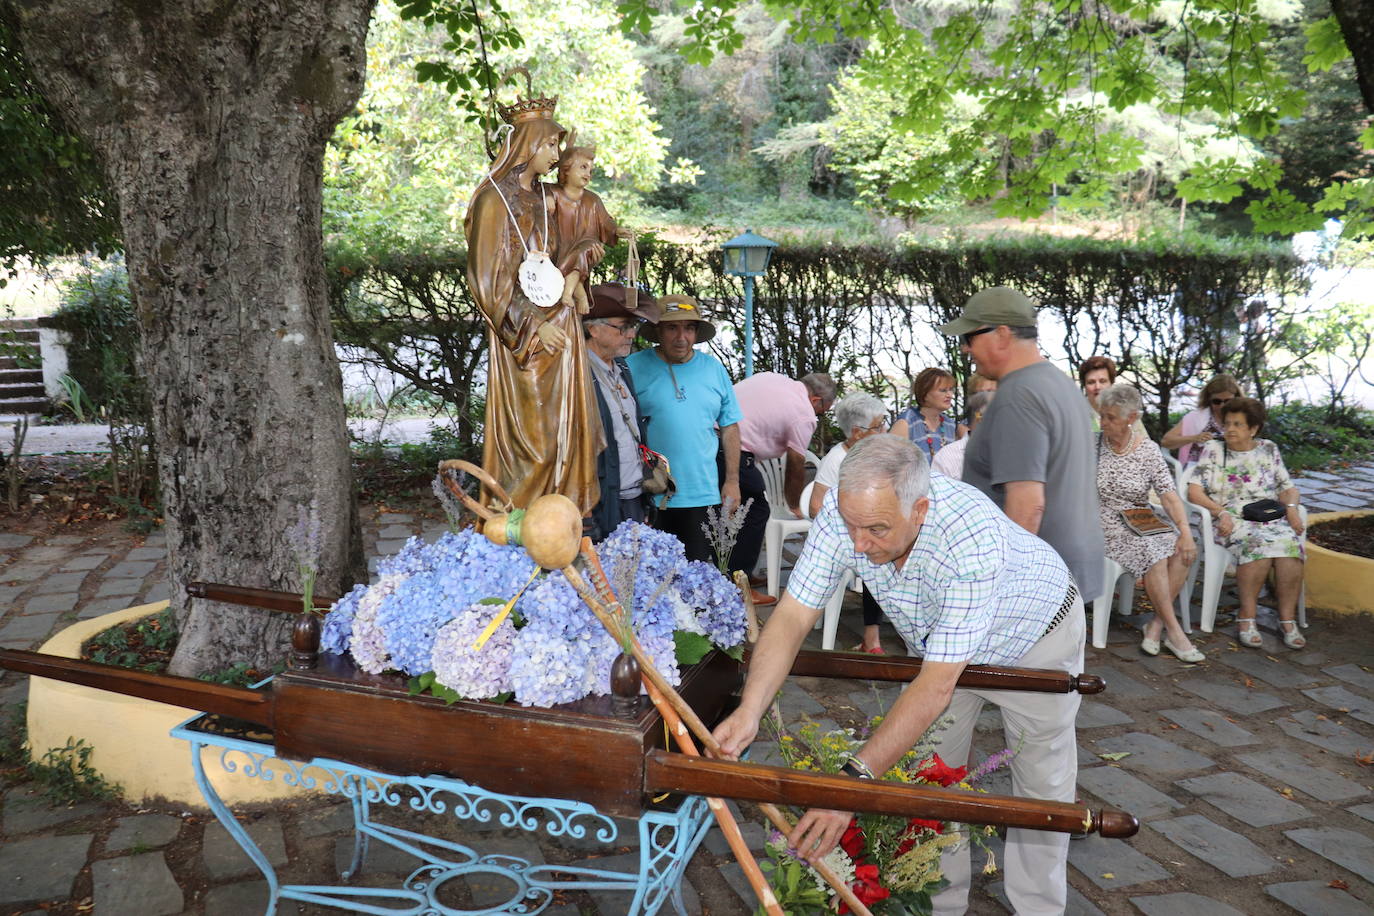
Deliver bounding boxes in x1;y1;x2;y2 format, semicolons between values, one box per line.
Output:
1241;499;1286;523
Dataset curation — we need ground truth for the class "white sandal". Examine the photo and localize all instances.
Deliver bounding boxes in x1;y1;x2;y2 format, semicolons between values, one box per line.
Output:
1281;620;1306;649
1237;619;1262;648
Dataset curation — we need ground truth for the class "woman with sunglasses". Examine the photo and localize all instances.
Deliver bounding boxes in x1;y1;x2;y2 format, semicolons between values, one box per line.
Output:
1161;374;1243;470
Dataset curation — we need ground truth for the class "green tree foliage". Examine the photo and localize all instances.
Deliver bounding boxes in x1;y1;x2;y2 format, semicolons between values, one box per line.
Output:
0;10;117;279
325;0;684;254
617;0;1374;236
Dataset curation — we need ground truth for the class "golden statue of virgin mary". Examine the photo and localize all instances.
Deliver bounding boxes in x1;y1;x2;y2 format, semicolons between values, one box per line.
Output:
463;95;604;514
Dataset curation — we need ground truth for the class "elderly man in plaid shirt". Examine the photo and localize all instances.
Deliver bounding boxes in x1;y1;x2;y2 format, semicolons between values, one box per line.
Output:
714;434;1084;916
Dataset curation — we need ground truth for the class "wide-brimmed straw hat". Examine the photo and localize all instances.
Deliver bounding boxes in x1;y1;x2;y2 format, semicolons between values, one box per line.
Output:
587;284;660;323
640;294;716;343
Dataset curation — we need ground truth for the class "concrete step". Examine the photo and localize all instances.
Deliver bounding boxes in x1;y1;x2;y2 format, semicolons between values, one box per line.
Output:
0;328;40;344
0;368;43;385
0;355;39;371
0;384;45;401
0;396;47;413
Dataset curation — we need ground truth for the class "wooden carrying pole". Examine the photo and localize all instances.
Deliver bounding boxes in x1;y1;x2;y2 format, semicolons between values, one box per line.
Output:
777;648;1107;694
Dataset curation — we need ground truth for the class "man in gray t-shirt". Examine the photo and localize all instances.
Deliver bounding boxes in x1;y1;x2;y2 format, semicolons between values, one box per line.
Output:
940;287;1105;598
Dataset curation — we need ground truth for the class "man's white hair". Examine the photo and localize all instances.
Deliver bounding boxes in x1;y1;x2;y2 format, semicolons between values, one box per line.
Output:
838;434;930;514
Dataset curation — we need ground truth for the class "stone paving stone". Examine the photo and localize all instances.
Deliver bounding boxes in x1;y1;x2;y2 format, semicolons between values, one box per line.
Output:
379;512;416;523
779;679;826;718
143;531;166;546
0;563;52;583
1174;772;1310;826
202;880;269;916
1217;649;1324;688
143;581;170;602
1303;685;1374;726
377;524;414;539
105;560;156;578
94;578;141;598
123;546;164;562
373;539;409;556
1325;664;1374;694
1150;814;1279;876
1129;892;1248;916
703;820;766;856
1178;678;1287;715
18;546;68;562
0;533;33;549
983;879;1103;915
105;813;183;852
1284;826;1374;884
1291;650;1333;667
0;584;23;607
332;835;421;876
1316;491;1371;510
1349;802;1374;823
22;592;78;614
78;596;137;619
581;851;699;916
91;852;183;916
1266;880;1374;916
0;833;93;906
1091;667;1156;699
1276;709;1374;757
201;817;289;880
44;535;86;546
1076;766;1183;818
1091;732;1215;774
975;706;1003;732
1076;700;1132;729
1236;748;1369;802
2;786;103;834
297;801;353;839
60;553;106;571
1159;708;1258;747
31;571;86;593
0;611;60;646
1067;834;1171;889
846;682;903;718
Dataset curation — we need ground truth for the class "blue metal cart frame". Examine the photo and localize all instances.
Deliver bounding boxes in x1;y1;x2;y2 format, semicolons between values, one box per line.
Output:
172;713;715;915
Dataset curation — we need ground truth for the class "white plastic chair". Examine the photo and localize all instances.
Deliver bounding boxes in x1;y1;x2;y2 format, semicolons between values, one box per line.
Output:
765;479;812;598
1091;557;1135;649
1179;469;1307;632
818;569;858;650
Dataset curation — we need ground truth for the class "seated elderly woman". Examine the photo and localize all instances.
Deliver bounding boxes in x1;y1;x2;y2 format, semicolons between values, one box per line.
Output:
930;389;993;480
1096;384;1202;662
810;391;889;653
1187;397;1306;649
1162;374;1243;470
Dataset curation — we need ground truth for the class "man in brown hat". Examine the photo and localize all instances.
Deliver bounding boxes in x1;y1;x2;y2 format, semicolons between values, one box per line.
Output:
939;286;1104;602
584;283;660;538
626;295;743;563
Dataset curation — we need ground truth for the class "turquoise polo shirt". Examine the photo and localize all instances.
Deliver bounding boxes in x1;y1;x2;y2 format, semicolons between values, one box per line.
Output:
626;347;743;508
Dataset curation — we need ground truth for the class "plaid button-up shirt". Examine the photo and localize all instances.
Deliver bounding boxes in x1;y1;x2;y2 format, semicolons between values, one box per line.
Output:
787;475;1073;665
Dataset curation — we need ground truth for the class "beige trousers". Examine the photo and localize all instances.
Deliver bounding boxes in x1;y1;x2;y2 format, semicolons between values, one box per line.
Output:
930;595;1085;916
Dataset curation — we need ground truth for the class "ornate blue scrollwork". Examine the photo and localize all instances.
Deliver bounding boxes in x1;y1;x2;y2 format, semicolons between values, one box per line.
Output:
171;713;711;916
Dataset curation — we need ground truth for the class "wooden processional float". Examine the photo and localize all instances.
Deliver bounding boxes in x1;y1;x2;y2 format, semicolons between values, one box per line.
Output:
0;459;1137;915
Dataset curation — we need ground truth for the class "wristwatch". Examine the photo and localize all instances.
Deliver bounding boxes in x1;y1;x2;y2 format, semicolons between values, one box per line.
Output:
841;756;875;780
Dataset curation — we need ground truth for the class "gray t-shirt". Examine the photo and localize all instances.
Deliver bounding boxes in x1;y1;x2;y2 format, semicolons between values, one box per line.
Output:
963;360;1105;598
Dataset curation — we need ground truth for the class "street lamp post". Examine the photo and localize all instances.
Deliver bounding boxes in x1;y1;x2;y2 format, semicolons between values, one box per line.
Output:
721;229;778;377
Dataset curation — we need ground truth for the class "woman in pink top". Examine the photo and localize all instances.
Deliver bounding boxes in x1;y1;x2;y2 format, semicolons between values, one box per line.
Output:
1161;374;1243;469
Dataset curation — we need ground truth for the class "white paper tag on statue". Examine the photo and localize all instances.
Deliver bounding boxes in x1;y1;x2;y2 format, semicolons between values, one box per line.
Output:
519;251;563;308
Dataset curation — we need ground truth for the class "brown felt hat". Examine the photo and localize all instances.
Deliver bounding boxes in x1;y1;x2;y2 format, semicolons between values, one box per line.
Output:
939;287;1039;336
587;284;660;323
641;294;716;343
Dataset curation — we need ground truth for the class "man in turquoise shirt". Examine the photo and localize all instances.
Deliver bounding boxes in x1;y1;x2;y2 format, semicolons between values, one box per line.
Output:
626;296;742;562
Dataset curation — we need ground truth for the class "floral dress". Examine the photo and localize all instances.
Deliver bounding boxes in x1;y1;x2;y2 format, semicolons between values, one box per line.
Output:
1097;435;1180;577
899;407;957;463
1193;439;1304;563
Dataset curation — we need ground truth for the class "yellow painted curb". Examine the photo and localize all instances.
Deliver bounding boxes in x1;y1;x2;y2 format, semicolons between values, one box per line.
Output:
27;602;317;807
1306;510;1374;616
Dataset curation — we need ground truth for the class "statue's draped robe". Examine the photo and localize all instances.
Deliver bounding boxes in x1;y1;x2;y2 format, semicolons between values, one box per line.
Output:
465;174;603;513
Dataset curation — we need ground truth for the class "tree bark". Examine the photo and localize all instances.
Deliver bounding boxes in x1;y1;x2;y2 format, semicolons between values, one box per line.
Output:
6;0;374;675
1331;0;1374;113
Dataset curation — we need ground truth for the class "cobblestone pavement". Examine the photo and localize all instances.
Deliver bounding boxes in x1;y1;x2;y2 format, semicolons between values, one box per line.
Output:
1;464;1372;915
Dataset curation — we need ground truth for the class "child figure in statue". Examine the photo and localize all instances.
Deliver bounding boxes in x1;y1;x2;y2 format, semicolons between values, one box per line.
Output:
551;144;626;315
463;96;605;515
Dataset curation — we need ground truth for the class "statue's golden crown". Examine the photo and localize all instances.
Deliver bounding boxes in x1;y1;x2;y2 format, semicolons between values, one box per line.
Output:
498;96;559;124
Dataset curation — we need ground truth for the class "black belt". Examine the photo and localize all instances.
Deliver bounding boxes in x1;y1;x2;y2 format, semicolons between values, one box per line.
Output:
1041;583;1079;638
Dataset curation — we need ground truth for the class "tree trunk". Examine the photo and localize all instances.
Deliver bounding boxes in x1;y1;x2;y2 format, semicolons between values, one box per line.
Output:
6;0;374;675
1330;0;1374;113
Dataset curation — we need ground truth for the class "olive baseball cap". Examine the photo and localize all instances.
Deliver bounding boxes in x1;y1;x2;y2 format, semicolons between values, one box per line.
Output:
938;287;1039;336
